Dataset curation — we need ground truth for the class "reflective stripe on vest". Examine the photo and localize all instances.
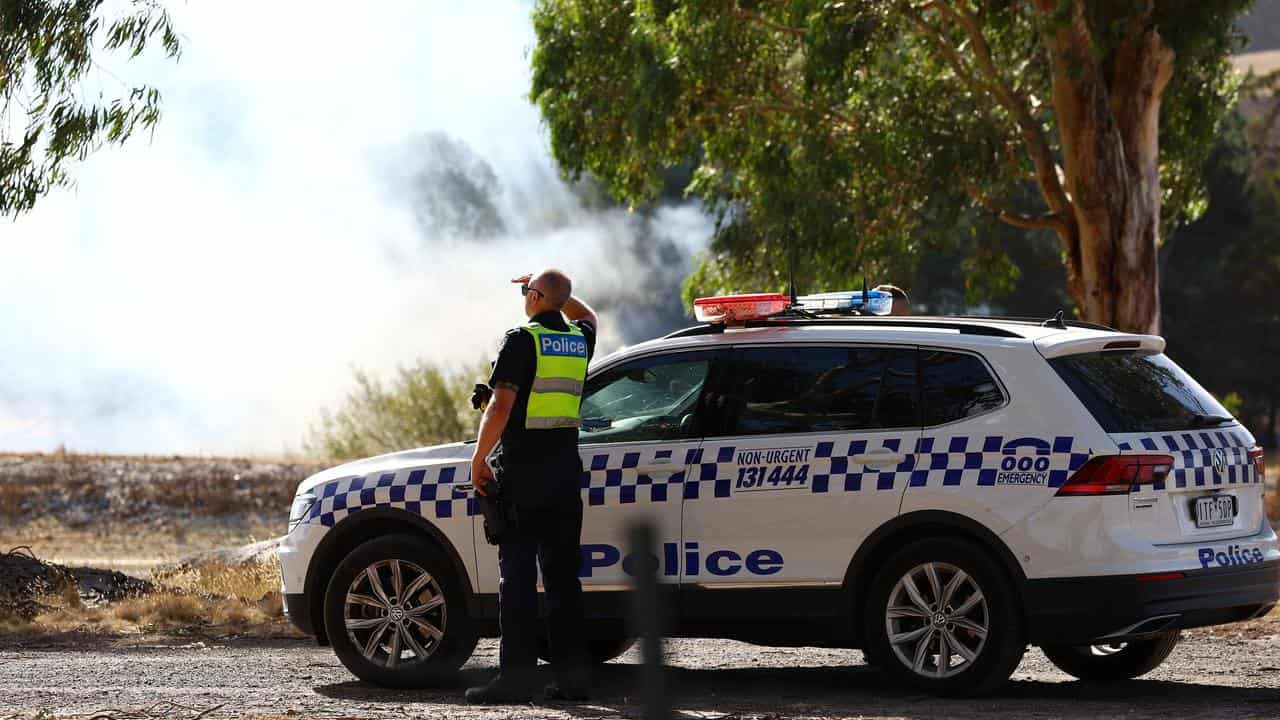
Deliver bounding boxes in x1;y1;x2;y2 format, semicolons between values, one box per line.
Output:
524;321;589;430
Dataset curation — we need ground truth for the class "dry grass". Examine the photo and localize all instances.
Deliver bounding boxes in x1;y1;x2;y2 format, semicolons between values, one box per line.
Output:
155;557;281;603
0;479;22;515
1;588;296;639
0;548;296;639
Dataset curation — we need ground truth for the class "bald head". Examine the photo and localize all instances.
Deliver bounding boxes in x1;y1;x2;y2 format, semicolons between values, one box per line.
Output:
875;284;911;316
530;268;572;309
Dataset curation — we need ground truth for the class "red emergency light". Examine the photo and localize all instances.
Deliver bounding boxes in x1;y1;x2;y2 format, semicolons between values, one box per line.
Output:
692;293;790;323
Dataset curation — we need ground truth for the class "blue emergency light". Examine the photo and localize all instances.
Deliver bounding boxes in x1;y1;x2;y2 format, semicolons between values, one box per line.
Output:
794;289;893;316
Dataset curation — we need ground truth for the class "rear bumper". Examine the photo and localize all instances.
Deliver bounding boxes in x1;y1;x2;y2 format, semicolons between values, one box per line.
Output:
1024;560;1279;646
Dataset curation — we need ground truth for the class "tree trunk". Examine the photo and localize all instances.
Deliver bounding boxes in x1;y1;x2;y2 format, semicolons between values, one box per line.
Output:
1040;2;1173;334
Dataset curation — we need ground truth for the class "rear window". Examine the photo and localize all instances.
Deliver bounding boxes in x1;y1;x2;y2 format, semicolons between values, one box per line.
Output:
1049;351;1230;433
920;351;1005;426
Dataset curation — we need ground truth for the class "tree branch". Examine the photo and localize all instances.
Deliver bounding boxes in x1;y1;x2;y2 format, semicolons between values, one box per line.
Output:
963;180;1064;231
732;7;806;39
766;77;861;132
916;0;1072;217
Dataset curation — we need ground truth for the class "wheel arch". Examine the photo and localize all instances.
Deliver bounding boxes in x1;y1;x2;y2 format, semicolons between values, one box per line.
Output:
842;510;1027;642
303;508;476;645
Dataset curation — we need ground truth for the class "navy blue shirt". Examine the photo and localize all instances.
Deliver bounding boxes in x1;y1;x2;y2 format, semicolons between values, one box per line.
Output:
488;310;596;507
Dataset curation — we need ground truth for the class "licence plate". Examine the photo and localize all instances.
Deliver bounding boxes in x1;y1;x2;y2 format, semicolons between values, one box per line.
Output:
1194;495;1236;528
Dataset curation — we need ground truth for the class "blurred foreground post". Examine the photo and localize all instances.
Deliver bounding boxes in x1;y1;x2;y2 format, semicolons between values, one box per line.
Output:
627;522;669;720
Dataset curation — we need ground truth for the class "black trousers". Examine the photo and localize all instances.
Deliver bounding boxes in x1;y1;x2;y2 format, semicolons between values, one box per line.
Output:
497;497;587;682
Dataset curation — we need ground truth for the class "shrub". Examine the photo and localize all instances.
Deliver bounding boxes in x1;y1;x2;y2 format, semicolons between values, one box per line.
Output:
307;360;487;461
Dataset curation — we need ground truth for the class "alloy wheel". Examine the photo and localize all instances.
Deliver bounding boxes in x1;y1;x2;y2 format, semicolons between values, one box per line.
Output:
885;561;989;679
344;558;447;668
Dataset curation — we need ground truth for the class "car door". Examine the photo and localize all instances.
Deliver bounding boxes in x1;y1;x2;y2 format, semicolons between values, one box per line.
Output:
679;343;921;620
473;349;724;612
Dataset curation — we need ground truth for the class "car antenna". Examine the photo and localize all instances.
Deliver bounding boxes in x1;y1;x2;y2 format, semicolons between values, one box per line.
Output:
788;250;800;308
786;242;815;318
1042;309;1067;329
859;274;870;316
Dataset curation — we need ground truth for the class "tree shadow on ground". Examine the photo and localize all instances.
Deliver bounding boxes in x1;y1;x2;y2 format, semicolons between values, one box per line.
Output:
314;662;1280;718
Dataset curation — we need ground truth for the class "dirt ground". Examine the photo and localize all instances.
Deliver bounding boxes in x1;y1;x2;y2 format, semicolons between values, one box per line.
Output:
0;626;1277;720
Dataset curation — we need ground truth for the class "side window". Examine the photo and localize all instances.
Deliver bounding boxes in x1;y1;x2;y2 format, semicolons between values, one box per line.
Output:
920;350;1004;426
722;346;918;437
579;352;716;444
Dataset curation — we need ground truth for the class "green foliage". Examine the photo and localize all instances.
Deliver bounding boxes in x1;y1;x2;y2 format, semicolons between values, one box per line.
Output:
0;0;180;217
307;360;486;461
530;0;1250;302
1217;391;1244;417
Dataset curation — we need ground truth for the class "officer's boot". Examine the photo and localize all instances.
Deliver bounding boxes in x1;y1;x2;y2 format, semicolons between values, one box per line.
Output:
465;673;537;704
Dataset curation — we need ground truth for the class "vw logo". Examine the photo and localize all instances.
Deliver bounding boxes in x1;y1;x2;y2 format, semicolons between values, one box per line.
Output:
388;606;406;623
1211;448;1228;476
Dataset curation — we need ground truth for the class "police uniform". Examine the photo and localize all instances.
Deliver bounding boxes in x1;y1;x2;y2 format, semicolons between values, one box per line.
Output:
487;309;596;686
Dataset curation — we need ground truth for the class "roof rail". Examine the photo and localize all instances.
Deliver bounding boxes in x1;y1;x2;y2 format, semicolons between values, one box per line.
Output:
663;317;1025;339
957;315;1117;332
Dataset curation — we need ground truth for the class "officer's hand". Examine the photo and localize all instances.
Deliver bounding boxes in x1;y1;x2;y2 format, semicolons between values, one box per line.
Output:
511;273;532;286
471;457;496;496
470;383;493;410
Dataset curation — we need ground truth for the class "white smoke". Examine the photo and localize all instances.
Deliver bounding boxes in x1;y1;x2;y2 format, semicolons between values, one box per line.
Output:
0;0;712;455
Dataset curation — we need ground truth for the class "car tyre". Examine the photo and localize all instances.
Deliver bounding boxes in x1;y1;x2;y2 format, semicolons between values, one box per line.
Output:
1041;631;1180;682
862;537;1025;695
324;534;478;688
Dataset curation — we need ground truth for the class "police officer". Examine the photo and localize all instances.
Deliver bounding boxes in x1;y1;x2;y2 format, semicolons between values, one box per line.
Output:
466;269;598;704
874;284;912;316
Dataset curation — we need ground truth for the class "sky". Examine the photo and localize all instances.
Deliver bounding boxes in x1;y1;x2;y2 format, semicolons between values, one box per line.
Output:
0;1;713;456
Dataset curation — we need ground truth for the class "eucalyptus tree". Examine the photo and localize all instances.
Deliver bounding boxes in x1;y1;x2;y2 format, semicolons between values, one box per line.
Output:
1;0;180;217
530;0;1250;331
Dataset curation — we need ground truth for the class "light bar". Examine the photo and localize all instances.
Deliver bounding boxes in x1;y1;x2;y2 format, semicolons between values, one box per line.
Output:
794;290;893;316
692;293;790;323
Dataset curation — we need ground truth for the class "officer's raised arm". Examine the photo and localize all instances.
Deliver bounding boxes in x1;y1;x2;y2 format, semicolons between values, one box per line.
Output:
512;273;598;331
561;292;599;331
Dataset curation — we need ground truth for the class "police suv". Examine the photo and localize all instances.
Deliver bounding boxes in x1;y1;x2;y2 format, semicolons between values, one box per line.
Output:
279;290;1279;694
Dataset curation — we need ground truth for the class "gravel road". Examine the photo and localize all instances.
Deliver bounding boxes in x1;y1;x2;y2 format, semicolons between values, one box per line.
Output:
2;630;1277;719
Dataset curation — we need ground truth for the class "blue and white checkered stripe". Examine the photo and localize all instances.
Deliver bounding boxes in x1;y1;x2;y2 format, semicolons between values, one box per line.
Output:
580;449;686;506
1114;428;1259;489
303;430;1257;526
900;435;1091;490
304;465;476;527
684;435;1091;496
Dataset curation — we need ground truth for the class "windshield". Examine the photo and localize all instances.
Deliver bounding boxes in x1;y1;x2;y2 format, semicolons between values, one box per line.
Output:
1049;350;1231;433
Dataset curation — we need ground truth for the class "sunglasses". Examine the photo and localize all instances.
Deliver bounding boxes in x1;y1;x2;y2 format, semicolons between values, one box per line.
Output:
520;284;542;298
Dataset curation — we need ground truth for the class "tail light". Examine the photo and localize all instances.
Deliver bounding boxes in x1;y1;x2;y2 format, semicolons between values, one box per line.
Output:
1056;454;1174;496
1248;446;1265;484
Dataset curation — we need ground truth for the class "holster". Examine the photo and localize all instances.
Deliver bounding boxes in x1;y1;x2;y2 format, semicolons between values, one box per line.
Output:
478;464;515;546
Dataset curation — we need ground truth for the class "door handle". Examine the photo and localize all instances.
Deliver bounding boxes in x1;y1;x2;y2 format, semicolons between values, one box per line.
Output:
635;465;678;475
852;453;907;467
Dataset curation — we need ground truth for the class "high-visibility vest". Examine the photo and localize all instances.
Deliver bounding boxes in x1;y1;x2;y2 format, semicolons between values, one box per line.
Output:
523;321;589;430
